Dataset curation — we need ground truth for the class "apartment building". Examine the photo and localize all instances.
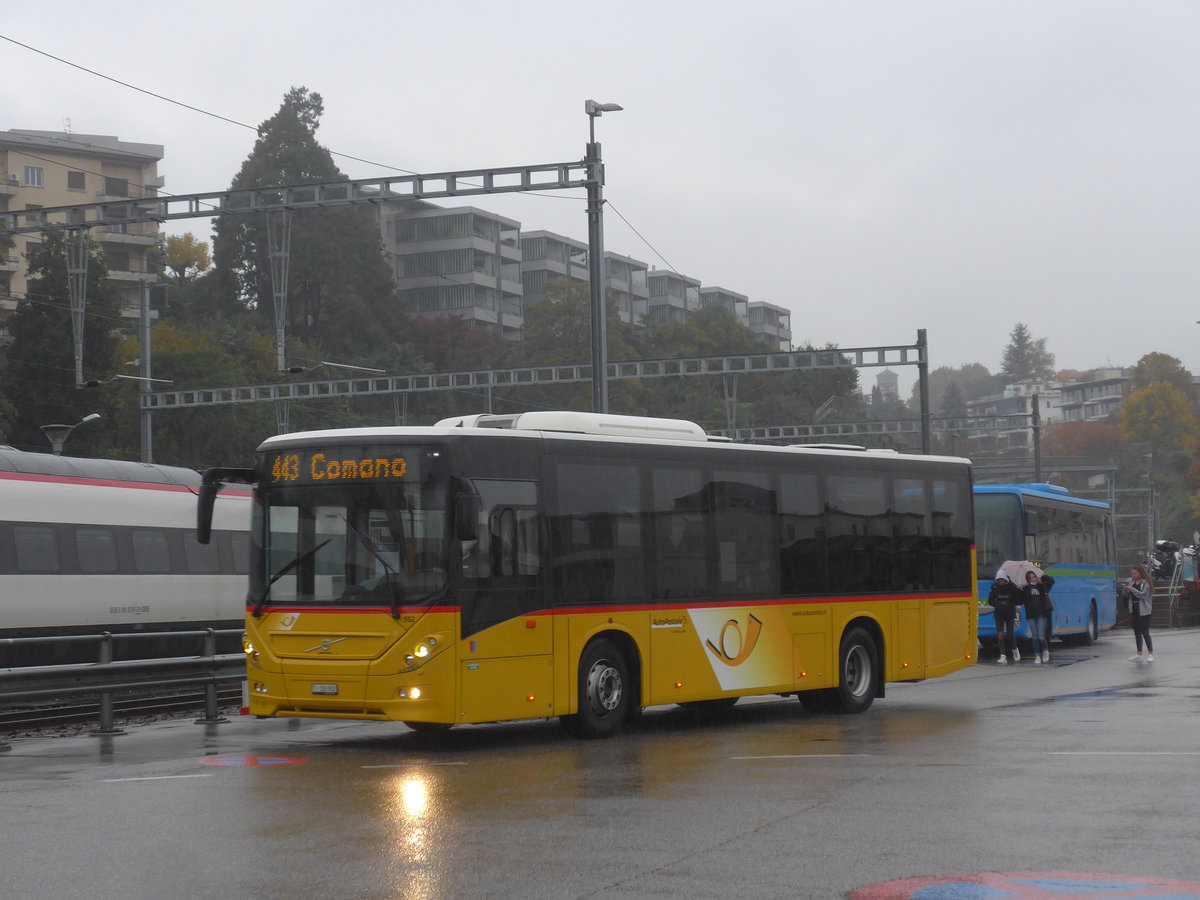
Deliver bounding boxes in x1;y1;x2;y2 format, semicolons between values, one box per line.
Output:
380;202;523;340
520;230;649;326
748;301;792;350
647;268;701;325
699;286;749;325
0;130;164;316
1059;369;1129;422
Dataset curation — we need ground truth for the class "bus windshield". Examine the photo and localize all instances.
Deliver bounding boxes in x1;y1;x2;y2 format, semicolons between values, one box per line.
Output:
974;492;1024;580
252;446;448;608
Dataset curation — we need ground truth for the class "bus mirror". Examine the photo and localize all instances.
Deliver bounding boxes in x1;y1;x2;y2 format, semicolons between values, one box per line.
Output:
197;467;256;545
197;481;219;545
455;493;481;541
1025;511;1038;536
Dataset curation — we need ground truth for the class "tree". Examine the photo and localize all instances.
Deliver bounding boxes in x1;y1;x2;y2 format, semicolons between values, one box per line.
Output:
938;382;968;418
908;363;1003;414
1000;323;1055;382
1119;382;1200;454
1128;352;1193;395
3;232;124;454
163;233;211;283
211;86;400;363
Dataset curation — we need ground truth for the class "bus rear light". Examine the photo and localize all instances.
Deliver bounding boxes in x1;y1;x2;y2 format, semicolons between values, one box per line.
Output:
525;619;537;629
674;681;683;689
526;694;536;702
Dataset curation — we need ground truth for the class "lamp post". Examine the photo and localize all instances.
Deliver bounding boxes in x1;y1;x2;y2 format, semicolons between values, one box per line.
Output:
40;412;100;456
585;99;622;414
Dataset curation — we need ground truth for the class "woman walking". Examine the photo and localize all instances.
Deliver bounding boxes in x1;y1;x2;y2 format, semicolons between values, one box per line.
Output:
1022;571;1052;665
1126;564;1154;662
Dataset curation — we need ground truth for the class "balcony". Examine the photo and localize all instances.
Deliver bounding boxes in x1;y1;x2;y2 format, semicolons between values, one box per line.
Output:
0;177;18;197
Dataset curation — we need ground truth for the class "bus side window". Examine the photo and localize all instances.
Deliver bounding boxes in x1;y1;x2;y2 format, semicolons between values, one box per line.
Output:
489;507;539;577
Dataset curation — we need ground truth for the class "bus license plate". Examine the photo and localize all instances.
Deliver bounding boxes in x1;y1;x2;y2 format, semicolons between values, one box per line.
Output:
311;683;338;695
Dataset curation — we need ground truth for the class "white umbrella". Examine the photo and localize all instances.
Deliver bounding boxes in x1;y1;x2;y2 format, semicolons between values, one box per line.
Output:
997;559;1044;583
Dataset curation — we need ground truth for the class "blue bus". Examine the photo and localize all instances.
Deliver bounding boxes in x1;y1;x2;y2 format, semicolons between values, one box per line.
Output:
975;483;1117;649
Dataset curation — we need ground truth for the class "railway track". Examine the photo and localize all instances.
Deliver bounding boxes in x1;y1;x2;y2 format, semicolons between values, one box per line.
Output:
0;686;244;737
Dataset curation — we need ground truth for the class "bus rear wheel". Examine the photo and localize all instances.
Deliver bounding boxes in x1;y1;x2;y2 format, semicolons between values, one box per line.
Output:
562;638;632;739
802;627;879;715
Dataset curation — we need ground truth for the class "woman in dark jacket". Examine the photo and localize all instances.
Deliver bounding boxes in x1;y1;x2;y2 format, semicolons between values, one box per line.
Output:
989;574;1022;665
1022;571;1052;665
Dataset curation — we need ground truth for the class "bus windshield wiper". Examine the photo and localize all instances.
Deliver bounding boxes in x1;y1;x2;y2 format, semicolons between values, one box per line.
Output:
341;516;403;620
252;539;332;618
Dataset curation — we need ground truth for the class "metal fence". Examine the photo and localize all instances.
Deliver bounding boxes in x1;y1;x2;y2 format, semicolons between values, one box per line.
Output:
1;628;244;750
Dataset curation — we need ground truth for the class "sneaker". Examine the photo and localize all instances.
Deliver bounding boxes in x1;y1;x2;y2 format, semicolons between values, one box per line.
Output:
1129;655;1143;662
998;655;1008;665
1033;656;1042;665
1042;650;1050;663
1146;653;1154;662
1013;648;1021;662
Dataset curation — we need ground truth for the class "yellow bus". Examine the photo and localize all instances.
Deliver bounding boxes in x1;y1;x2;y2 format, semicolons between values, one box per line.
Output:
198;411;977;738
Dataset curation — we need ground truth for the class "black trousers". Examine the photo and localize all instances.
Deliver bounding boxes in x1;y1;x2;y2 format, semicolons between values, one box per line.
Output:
1131;609;1154;653
994;607;1017;659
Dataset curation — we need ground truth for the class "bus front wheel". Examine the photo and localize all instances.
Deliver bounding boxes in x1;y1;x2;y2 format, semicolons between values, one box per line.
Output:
562;638;632;739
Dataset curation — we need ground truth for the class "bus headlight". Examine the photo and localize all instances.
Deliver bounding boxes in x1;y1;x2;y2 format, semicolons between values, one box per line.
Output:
414;643;430;658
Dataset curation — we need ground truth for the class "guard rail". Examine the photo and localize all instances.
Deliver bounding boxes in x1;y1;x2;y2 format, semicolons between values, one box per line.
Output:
1;628;245;750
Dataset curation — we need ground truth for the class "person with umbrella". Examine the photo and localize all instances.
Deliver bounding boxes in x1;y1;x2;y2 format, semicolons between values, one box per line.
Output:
989;561;1027;664
1021;569;1052;665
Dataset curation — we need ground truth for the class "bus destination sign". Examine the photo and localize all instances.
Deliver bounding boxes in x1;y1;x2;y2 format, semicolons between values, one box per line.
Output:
269;451;409;484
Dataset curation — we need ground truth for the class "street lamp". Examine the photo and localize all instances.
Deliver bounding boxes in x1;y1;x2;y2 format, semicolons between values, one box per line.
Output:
40;412;100;456
584;99;623;414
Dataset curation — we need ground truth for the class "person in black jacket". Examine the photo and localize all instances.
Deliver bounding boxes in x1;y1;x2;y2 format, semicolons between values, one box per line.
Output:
989;573;1022;664
1022;571;1052;665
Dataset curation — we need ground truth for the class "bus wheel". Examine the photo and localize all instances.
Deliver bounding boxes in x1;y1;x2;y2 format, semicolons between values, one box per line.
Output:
403;721;453;734
832;627;879;714
1080;603;1099;645
562;639;631;739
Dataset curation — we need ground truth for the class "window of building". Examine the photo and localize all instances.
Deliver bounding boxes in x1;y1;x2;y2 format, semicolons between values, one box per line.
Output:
23;166;43;187
106;250;131;272
67;171;86;191
23;204;42;226
104;177;129;197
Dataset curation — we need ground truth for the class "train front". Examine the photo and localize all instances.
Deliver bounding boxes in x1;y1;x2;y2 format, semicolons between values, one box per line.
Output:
243;439;462;725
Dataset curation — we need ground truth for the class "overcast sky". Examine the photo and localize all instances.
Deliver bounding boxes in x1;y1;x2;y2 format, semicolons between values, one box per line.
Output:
5;1;1198;399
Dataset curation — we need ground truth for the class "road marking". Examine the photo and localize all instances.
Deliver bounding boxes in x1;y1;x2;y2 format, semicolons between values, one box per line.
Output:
730;754;874;760
1049;750;1200;756
101;774;214;782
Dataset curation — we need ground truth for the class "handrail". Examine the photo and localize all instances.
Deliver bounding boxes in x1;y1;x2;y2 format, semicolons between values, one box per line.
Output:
0;628;245;744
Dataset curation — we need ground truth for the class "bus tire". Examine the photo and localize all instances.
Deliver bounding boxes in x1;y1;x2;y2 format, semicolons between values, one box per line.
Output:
1079;603;1099;645
832;626;879;714
403;721;453;733
562;638;632;739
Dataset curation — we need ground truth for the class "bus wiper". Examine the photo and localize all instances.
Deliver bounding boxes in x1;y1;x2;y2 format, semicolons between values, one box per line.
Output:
340;516;403;620
252;539;332;619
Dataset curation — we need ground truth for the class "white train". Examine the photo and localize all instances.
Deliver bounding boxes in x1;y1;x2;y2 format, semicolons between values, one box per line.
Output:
0;447;249;665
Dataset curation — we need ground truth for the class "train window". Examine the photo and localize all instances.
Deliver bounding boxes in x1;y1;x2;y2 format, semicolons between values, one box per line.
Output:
184;531;222;573
230;532;251;575
14;525;59;572
131;529;171;573
76;526;119;573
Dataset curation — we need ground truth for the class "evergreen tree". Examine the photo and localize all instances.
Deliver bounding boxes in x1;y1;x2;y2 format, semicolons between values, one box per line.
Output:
1000;322;1055;382
939;382;968;418
211;86;400;366
4;232;124;455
